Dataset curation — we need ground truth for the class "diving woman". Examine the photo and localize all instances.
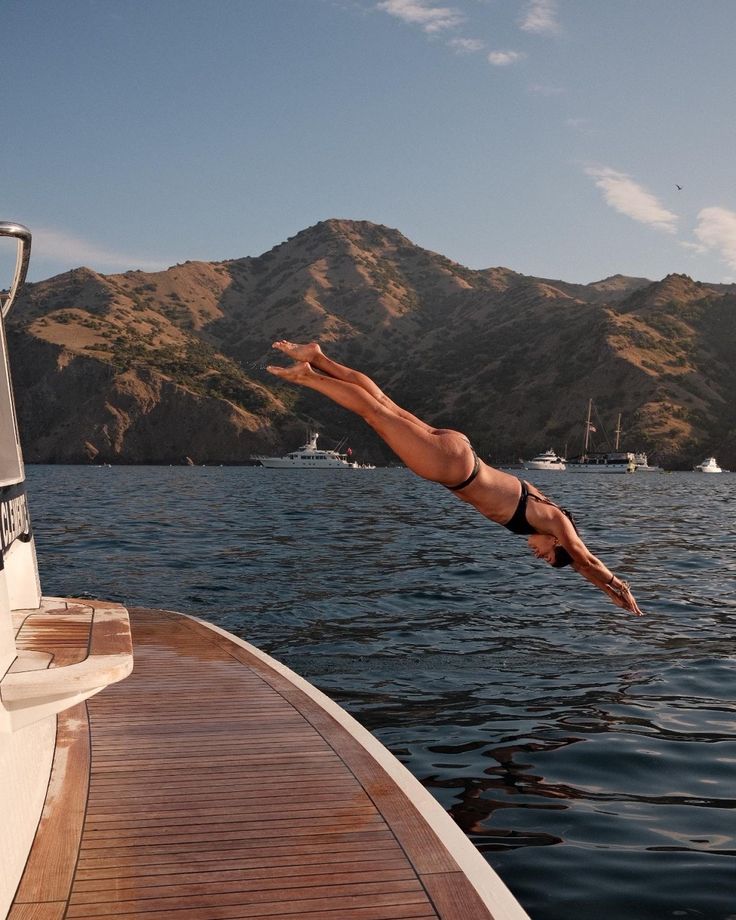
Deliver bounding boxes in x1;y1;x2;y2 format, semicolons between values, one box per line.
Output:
267;340;643;616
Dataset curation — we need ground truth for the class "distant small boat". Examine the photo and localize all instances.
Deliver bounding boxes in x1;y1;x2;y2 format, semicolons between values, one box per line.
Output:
633;452;662;472
694;456;722;473
523;449;566;471
253;432;375;470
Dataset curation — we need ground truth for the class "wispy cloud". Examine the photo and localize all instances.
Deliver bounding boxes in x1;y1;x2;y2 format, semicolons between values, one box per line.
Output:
520;0;560;34
680;241;706;255
376;0;554;65
34;227;166;273
488;49;524;66
692;207;736;270
585;166;678;234
447;37;485;53
529;82;564;96
376;0;463;33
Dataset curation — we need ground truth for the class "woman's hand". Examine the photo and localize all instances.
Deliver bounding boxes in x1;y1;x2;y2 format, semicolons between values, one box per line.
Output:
543;516;644;616
604;579;644;616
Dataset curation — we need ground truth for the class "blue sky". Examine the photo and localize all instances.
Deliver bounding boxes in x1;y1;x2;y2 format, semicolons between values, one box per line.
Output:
3;0;736;284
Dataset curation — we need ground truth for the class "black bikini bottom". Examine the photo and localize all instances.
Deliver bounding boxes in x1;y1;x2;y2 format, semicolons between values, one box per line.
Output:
445;450;481;492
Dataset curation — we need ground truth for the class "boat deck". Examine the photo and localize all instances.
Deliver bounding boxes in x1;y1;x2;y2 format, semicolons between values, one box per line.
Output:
9;603;528;920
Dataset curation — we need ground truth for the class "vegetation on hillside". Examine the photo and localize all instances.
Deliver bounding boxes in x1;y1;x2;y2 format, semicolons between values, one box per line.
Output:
8;219;736;466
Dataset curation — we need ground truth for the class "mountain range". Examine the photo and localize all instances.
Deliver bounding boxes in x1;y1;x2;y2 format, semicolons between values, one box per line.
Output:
8;218;736;469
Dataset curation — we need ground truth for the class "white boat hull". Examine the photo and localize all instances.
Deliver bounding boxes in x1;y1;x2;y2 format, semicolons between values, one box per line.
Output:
258;458;357;469
694;457;722;473
567;463;634;474
253;431;375;470
522;449;566;471
633;453;662;472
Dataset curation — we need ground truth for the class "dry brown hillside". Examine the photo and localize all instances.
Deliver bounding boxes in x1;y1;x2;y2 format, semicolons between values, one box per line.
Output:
8;219;736;467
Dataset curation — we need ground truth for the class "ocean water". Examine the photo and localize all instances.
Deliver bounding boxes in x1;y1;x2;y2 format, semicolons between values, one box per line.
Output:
26;465;736;920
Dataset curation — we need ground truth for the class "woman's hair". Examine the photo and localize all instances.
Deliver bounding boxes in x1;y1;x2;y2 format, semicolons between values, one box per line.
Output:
552;546;573;568
552;508;579;568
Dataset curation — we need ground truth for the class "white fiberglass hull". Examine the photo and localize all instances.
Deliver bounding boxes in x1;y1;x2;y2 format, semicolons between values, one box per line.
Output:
567;464;634;474
257;458;357;469
524;461;566;471
694;458;722;473
252;432;374;470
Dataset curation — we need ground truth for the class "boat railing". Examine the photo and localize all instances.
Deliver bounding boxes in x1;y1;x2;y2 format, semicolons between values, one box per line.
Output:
0;222;32;318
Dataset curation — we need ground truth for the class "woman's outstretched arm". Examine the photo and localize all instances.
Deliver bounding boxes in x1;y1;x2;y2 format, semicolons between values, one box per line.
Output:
552;515;643;615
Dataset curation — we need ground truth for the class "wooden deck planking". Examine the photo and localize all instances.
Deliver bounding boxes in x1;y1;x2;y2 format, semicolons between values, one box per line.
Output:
13;609;92;657
175;614;464;877
69;608;445;920
66;888;433;920
72;856;415;891
10;606;517;920
66;876;427;910
73;830;399;869
7;904;68;920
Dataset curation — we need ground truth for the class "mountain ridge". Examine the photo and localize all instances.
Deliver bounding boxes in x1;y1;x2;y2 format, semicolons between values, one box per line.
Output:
8;219;736;468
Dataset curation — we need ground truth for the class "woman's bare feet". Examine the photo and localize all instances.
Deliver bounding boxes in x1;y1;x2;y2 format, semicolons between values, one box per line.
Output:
266;360;314;382
272;340;323;362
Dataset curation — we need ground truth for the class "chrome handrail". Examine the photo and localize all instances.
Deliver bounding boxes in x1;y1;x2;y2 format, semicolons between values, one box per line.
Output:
0;222;32;318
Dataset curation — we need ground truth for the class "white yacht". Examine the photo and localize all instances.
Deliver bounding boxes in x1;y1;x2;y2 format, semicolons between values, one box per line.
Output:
634;452;662;472
523;449;566;471
694;456;722;473
253;431;375;469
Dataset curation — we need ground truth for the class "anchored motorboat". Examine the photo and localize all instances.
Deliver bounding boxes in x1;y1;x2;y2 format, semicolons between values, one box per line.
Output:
634;452;662;472
694;456;722;473
522;448;566;471
254;431;375;469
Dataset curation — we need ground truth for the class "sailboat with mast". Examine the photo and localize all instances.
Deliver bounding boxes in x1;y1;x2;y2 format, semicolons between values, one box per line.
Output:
567;400;636;473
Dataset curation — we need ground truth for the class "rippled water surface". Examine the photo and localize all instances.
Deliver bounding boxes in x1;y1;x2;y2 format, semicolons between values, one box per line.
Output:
26;465;736;919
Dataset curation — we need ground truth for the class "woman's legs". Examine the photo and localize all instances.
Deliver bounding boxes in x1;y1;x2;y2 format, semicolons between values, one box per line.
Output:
266;359;474;486
272;340;432;432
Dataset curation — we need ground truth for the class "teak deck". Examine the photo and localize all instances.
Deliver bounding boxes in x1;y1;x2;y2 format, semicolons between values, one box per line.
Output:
9;604;529;920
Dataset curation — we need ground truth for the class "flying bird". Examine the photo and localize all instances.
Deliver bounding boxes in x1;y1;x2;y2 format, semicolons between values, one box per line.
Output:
676;184;683;190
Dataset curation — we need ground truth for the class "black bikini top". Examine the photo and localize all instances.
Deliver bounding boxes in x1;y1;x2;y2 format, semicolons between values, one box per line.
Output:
504;480;538;535
503;480;577;536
